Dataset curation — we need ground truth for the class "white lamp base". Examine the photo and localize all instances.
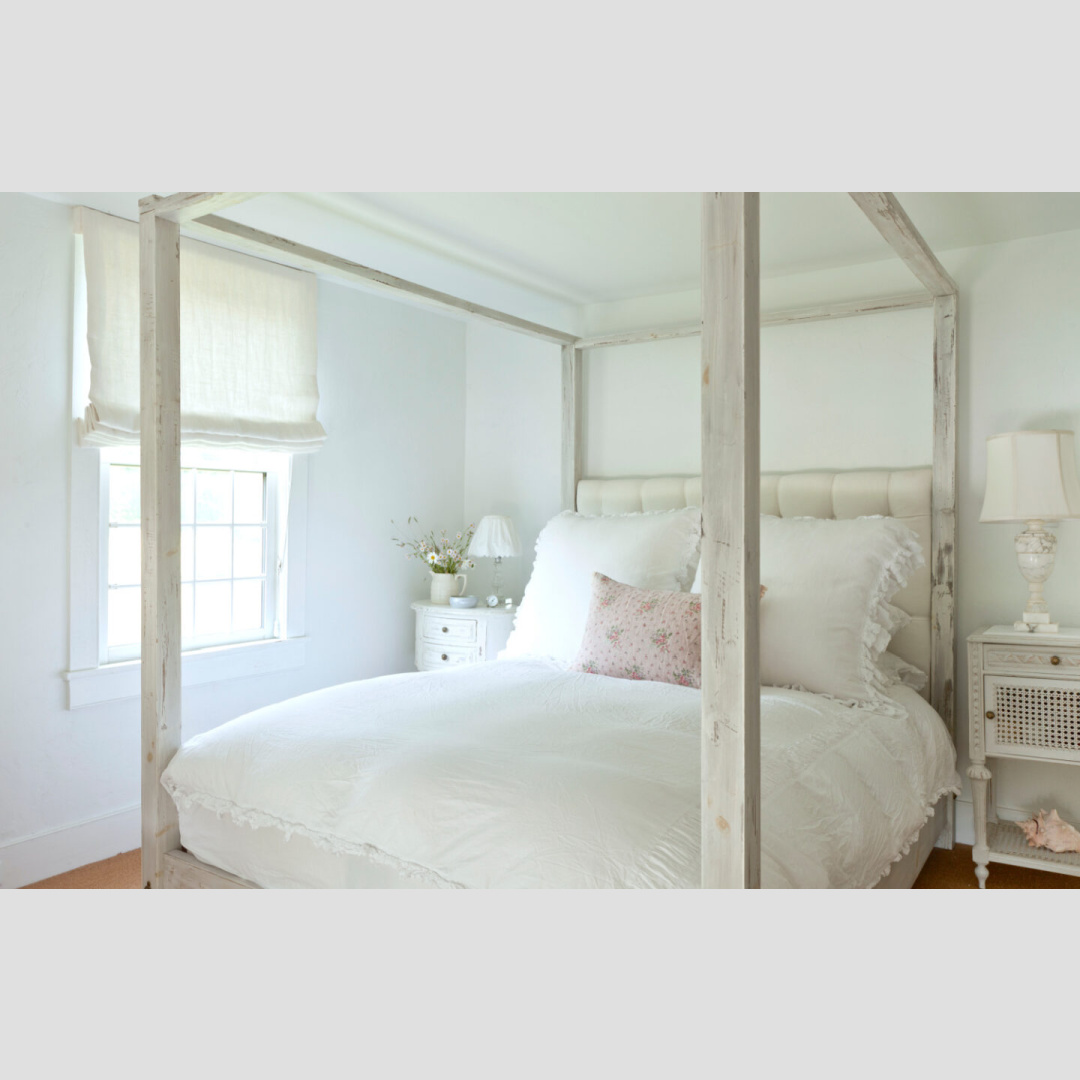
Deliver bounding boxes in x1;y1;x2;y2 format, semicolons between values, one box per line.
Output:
1014;520;1059;634
1015;615;1060;634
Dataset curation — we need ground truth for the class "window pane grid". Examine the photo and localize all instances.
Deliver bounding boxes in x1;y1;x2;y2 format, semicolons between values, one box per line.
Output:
107;463;269;651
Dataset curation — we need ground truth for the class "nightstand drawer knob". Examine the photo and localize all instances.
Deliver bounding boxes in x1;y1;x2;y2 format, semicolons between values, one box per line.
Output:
986;710;995;720
1051;655;1061;665
442;626;449;633
441;653;448;661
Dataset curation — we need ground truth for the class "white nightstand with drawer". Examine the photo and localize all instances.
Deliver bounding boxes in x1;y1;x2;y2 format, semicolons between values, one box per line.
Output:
968;625;1080;887
412;601;515;672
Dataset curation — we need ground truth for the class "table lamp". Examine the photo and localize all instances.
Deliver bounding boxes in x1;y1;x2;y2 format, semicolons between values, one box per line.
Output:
980;430;1080;633
467;515;521;605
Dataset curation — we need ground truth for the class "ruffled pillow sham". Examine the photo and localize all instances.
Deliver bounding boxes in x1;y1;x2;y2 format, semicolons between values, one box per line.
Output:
757;514;924;714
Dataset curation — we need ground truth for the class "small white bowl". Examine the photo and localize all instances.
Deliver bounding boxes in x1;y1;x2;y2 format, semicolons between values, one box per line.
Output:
448;595;478;608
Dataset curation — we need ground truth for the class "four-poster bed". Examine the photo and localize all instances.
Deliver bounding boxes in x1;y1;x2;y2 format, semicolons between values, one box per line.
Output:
139;191;958;890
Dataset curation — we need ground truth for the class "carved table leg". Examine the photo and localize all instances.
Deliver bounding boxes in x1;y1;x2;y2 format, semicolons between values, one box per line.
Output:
969;763;992;889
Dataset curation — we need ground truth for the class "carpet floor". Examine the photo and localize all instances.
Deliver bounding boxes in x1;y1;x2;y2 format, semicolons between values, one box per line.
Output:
22;844;1080;889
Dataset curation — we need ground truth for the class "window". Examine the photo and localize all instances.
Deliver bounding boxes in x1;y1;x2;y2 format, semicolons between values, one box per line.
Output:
101;444;285;656
100;447;288;663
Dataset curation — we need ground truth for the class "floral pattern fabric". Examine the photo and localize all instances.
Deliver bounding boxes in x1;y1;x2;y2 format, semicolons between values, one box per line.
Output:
572;573;705;688
572;573;767;688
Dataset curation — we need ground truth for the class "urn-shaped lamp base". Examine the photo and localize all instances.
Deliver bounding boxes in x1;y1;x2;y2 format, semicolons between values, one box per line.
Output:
1014;520;1059;633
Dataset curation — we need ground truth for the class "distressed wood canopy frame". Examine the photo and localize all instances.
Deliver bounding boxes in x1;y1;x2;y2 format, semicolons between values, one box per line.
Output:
139;192;957;890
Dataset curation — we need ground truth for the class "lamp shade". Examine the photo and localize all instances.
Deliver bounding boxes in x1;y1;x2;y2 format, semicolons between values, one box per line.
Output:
468;515;522;558
980;430;1080;523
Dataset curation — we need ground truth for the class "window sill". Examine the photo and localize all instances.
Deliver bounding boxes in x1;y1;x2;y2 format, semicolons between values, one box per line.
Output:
64;637;306;710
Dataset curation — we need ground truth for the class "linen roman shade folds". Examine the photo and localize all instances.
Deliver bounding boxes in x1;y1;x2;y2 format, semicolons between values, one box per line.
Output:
77;207;326;451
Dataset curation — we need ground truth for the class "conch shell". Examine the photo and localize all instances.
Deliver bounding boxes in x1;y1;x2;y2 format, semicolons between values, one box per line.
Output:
1018;809;1080;853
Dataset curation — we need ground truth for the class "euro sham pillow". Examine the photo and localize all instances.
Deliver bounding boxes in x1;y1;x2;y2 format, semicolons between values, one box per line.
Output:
503;508;701;665
571;573;703;687
756;515;924;713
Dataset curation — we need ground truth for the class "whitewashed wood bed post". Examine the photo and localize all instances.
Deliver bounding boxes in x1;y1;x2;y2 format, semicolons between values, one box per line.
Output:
700;193;761;888
139;204;183;889
138;193;261;888
850;192;959;847
931;291;958;844
561;344;583;511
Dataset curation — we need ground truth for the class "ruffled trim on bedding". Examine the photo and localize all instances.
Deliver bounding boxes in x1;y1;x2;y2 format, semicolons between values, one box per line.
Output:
856;520;926;718
162;779;466;889
864;778;962;889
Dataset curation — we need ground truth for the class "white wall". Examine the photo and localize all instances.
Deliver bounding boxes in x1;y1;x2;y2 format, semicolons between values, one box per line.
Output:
582;308;932;477
0;193;468;886
463;322;562;601
952;228;1080;835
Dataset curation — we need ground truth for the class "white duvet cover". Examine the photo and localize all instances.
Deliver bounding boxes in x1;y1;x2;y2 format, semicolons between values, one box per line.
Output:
162;659;960;889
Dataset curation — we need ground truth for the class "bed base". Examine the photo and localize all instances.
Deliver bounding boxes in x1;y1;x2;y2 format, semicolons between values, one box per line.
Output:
160;794;952;890
162;849;258;889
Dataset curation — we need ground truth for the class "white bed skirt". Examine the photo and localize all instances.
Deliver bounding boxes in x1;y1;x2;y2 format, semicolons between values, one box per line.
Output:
176;791;949;890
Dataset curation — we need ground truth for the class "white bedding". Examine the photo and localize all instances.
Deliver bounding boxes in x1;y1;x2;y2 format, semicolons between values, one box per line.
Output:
162;659;960;889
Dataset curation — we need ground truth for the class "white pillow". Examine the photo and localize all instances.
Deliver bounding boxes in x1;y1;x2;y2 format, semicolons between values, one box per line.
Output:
692;526;919;702
503;508;701;664
757;515;924;713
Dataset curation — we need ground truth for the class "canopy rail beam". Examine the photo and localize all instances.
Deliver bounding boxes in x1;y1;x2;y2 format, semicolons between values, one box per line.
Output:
573;292;933;351
186;213;578;346
700;192;761;889
849;193;958;298
140;191;258;225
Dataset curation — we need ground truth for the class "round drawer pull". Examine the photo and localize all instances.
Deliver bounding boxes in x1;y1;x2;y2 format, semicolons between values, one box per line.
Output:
1051;655;1061;665
986;710;995;720
442;626;449;633
441;653;448;661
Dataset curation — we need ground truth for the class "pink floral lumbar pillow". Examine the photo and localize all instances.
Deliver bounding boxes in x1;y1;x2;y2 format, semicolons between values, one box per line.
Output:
571;572;705;688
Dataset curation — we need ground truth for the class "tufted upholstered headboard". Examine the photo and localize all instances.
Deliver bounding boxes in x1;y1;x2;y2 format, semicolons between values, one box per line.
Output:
576;468;933;685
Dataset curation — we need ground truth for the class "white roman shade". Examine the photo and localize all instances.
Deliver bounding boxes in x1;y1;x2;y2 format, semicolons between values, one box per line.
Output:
76;207;326;451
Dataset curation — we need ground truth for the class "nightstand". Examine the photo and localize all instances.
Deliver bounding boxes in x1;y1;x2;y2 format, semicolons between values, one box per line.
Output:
968;625;1080;887
412;601;515;672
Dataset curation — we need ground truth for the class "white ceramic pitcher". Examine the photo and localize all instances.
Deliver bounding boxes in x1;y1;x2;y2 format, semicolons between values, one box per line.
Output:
429;571;467;604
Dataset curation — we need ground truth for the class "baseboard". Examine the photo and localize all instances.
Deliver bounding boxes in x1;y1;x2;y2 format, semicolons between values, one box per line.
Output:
0;803;140;889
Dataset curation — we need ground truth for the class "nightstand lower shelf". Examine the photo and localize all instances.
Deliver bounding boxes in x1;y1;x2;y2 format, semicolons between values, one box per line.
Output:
986;821;1080;878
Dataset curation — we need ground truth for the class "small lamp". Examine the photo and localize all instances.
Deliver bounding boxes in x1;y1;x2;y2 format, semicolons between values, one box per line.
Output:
980;430;1080;633
468;515;521;602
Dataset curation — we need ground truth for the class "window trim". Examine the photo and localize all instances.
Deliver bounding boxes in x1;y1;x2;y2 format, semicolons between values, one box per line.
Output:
67;442;309;710
64;637;307;710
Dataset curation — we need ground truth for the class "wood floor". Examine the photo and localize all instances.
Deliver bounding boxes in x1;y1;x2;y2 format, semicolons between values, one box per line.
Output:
22;844;1080;888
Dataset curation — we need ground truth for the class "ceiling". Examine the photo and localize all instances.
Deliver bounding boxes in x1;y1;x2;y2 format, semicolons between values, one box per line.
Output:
296;192;1080;304
37;191;1080;306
